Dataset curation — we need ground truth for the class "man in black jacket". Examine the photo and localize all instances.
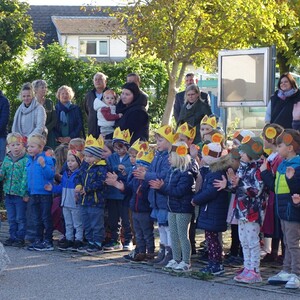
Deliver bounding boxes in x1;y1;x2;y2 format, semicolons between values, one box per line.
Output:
0;90;9;163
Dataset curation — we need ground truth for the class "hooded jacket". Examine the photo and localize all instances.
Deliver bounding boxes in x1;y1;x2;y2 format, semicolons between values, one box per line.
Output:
193;156;231;232
0;91;9;139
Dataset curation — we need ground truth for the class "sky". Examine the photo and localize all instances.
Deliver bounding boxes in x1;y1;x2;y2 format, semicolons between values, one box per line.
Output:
26;0;125;5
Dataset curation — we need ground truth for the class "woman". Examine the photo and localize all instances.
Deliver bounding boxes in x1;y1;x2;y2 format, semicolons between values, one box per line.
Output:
32;80;57;148
54;85;84;144
115;82;149;144
12;83;46;138
177;84;212;144
265;73;300;129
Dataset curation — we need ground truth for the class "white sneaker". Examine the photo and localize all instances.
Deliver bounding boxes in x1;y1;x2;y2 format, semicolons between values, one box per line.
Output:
163;259;178;270
173;261;192;273
285;274;300;289
268;270;292;285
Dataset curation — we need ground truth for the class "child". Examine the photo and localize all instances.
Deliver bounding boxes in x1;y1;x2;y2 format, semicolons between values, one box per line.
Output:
264;129;300;289
0;133;28;247
215;136;266;283
192;142;229;275
75;135;107;254
94;89;122;139
45;149;84;251
106;148;155;262
260;123;284;263
150;141;195;272
26;134;55;251
134;125;174;266
104;127;133;251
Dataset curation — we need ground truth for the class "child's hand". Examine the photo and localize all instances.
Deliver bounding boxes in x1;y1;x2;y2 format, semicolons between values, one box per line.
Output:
118;113;123;118
231;175;239;187
118;164;126;175
105;172;118;186
260;158;268;172
292;194;300;205
23;196;29;203
213;175;227;191
286;167;295;179
149;179;164;189
133;167;146;180
44;183;53;191
189;144;199;159
38;156;45;167
293;102;300;121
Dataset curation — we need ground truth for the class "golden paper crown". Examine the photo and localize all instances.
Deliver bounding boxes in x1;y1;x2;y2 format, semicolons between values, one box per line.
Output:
136;149;155;165
200;115;217;129
113;127;132;144
155;125;175;144
130;138;149;152
85;134;103;149
174;122;196;140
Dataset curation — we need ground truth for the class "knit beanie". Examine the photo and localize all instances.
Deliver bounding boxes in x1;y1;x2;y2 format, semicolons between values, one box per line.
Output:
122;82;140;99
233;129;255;145
201;142;222;165
239;136;264;160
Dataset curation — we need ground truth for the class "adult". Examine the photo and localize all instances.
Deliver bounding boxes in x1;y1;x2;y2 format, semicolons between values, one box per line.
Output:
177;84;212;144
115;82;149;144
0;90;10;162
32;80;57;149
173;73;210;123
126;73;148;109
54;85;84;144
84;72;108;138
12;83;46;138
265;72;300;129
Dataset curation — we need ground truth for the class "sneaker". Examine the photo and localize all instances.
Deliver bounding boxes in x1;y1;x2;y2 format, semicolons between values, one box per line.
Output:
123;249;137;262
268;270;292;285
103;241;123;251
72;240;84;251
34;240;54;251
163;259;179;271
3;238;15;246
238;270;262;284
12;239;25;248
77;243;92;254
200;262;225;276
123;241;134;251
87;243;104;254
173;261;192;273
58;240;74;251
285;274;300;289
130;253;147;263
27;241;41;251
234;268;249;281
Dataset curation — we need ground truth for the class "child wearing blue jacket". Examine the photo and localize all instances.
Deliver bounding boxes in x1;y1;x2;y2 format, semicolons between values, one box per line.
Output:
134;125;174;266
104;128;133;251
45;149;84;251
26;134;55;251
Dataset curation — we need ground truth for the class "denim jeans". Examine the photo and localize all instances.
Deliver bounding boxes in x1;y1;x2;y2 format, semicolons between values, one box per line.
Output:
5;194;27;241
30;194;53;242
80;206;104;244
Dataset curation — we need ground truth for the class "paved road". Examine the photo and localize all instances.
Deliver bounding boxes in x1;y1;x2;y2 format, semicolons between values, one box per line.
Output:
0;247;298;300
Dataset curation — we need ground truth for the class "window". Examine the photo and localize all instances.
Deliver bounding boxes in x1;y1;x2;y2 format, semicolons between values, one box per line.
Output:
80;39;109;57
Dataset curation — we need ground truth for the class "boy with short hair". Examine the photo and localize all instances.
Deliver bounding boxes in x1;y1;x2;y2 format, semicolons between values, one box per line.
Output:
26;134;55;251
0;133;28;247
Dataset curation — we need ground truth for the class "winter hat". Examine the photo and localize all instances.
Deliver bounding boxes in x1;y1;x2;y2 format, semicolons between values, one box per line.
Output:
122;82;140;99
27;133;46;148
113;127;132;147
155;125;175;144
136;149;155;167
233;129;255;145
201;142;222;165
262;123;284;145
239;136;264;160
67;149;84;166
83;135;104;159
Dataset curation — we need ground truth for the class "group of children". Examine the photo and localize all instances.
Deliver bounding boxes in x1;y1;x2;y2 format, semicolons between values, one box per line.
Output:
0;114;300;289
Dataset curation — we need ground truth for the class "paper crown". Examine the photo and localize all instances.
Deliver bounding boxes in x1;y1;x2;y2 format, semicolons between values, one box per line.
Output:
7;133;26;145
130;138;149;152
240;136;264;160
113;127;132;145
174;122;196;140
276;131;300;152
262;123;284;144
200;115;217;129
202;142;222;164
155;125;175;144
233;129;255;144
85;134;104;149
136;149;155;166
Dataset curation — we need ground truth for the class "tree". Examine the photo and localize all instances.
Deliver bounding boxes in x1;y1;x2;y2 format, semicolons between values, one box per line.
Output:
110;0;295;124
0;0;35;64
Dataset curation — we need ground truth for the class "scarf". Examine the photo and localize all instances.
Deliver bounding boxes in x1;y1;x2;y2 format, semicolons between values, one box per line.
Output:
58;101;71;125
277;88;297;100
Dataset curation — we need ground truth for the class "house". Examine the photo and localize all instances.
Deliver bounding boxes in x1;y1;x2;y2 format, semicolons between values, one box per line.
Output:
27;5;127;62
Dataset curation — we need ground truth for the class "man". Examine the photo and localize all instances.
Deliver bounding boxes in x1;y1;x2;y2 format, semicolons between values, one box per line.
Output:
173;73;210;123
0;90;9;163
126;73;148;109
84;72;108;138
